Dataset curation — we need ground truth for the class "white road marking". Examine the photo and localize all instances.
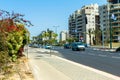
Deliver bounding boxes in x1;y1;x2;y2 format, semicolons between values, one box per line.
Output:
111;56;120;59
98;54;107;57
88;53;95;56
93;48;99;50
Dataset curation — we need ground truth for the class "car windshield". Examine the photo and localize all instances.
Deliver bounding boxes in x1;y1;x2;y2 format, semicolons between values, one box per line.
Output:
76;42;83;45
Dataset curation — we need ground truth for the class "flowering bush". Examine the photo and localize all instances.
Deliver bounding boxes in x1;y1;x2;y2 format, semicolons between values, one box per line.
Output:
0;10;32;61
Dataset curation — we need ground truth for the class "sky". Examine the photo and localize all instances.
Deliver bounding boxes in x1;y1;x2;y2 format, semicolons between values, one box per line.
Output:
0;0;107;38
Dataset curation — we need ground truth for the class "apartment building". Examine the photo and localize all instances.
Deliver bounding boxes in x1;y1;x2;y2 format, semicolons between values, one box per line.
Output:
59;31;68;41
107;0;120;4
68;13;76;38
110;3;120;42
68;4;99;45
99;0;120;42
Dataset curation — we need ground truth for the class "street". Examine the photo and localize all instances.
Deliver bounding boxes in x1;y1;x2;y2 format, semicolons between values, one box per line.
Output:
52;47;120;77
26;46;120;80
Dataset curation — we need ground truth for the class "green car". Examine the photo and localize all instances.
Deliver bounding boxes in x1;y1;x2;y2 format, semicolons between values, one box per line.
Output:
71;42;85;51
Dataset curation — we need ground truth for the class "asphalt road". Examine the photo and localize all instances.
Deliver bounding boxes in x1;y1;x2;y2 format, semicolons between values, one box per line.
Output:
51;47;120;77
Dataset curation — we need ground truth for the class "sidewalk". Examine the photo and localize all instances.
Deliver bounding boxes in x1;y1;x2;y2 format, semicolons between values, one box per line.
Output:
28;48;120;80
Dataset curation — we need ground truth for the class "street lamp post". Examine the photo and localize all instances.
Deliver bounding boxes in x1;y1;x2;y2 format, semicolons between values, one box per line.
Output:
101;25;104;48
53;26;59;44
110;16;112;49
108;1;112;49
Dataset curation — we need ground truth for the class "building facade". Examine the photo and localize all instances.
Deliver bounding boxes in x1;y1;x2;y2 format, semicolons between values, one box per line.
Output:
59;31;68;41
110;3;120;42
68;4;99;45
99;1;120;42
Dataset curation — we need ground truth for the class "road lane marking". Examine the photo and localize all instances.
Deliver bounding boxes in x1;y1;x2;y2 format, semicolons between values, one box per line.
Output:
93;48;99;50
111;56;120;59
88;53;95;56
98;54;107;57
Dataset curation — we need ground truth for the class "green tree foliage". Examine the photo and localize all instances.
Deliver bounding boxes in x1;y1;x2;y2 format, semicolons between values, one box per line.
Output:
40;30;57;45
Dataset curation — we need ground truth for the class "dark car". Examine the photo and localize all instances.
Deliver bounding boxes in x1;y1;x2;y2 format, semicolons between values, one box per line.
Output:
71;42;85;51
64;44;71;49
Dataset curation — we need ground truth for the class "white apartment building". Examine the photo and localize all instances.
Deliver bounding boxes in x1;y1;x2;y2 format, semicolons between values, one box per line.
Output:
99;2;120;42
69;4;99;45
59;31;68;41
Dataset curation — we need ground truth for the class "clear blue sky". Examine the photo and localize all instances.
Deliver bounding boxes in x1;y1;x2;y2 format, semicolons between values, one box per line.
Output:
0;0;107;38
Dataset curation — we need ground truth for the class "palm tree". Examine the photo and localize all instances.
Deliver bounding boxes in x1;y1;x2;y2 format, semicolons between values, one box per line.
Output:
95;28;102;45
41;30;58;45
88;28;95;45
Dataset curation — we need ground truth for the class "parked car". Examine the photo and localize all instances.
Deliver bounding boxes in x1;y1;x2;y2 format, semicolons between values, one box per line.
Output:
63;44;71;49
71;42;85;51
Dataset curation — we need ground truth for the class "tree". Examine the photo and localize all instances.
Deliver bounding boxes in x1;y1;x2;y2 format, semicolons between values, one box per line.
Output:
40;30;57;45
94;28;102;45
87;28;95;45
66;37;75;44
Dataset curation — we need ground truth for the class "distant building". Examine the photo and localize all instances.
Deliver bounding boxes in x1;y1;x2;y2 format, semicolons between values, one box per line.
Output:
59;31;68;41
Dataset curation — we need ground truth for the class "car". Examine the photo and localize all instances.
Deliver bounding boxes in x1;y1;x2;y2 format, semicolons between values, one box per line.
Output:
63;44;71;49
29;44;39;48
71;42;85;51
45;45;52;49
